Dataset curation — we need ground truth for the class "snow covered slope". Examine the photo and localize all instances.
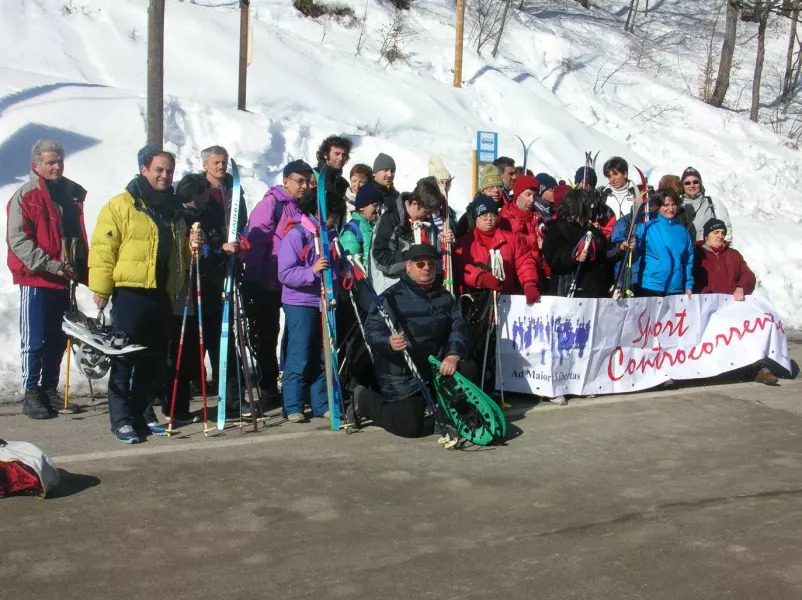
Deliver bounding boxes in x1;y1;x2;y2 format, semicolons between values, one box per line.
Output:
0;0;800;395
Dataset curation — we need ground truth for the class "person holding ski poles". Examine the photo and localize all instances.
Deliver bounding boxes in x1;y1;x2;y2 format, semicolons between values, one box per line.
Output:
7;139;86;419
352;244;472;439
277;188;347;423
634;189;694;298
88;149;199;444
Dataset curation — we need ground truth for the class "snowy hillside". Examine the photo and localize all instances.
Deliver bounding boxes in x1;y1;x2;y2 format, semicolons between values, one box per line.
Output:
0;0;800;396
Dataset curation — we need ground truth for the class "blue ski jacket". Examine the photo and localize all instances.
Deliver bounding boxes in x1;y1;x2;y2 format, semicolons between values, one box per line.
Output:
635;214;694;295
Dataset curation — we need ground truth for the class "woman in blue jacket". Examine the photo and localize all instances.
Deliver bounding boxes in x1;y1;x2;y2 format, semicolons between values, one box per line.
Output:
635;189;694;297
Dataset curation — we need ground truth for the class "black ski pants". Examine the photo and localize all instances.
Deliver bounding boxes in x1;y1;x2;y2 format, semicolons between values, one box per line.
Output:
108;288;170;433
242;285;281;394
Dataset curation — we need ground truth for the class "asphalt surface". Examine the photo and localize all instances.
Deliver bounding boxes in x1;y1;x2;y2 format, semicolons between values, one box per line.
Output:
1;342;801;600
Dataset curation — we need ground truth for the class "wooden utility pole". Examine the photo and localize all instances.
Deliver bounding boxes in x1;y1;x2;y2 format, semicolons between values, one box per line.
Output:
147;0;165;147
453;0;465;88
238;1;250;111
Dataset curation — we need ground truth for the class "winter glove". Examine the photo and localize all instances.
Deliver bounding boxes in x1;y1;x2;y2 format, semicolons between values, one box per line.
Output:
524;284;541;305
477;272;503;292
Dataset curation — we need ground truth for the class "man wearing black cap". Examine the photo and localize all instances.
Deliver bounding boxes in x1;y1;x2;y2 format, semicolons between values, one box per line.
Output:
243;158;314;402
371;152;400;210
352;244;470;438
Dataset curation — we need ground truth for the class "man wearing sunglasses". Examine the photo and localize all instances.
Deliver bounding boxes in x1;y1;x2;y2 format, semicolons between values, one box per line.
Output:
354;244;471;438
243;159;314;402
680;167;733;244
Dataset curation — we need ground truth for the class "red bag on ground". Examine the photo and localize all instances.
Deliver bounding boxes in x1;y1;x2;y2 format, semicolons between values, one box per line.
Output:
0;439;59;498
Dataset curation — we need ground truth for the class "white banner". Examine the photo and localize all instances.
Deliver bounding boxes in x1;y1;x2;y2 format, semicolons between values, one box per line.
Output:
496;294;791;397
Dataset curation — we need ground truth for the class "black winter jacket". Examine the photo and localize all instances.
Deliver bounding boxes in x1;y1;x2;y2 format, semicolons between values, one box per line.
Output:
542;219;612;298
369;179;401;211
364;274;468;401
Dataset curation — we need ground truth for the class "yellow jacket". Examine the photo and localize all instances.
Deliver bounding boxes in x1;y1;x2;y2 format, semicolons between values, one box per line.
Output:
88;184;190;300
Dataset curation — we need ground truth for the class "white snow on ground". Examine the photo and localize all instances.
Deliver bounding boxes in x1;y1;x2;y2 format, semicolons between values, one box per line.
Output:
0;0;800;396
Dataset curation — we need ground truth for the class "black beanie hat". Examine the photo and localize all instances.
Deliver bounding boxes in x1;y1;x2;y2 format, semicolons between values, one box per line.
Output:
473;194;499;219
353;184;383;209
703;218;727;239
574;166;598;189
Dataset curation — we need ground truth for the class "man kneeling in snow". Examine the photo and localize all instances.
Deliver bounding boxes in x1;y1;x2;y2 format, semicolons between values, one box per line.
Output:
349;245;474;438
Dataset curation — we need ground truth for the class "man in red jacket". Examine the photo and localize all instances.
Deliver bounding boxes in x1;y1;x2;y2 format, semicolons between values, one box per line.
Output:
693;218;777;385
6;140;87;419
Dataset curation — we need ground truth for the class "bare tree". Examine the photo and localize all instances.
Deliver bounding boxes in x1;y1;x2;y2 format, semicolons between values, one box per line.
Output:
749;1;783;121
780;0;801;109
469;0;512;53
624;0;640;32
709;0;739;107
491;0;513;57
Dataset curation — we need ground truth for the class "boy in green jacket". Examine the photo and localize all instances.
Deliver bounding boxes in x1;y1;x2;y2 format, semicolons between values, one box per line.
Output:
339;184;383;275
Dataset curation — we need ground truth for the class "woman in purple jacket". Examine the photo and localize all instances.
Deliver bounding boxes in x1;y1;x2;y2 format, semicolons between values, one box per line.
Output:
277;188;347;423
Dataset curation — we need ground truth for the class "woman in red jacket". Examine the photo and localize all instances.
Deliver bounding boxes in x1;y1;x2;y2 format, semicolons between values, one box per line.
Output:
455;195;540;303
693;218;777;385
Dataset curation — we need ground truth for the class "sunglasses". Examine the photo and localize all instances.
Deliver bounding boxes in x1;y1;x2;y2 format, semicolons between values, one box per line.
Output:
413;260;436;269
683;180;700;186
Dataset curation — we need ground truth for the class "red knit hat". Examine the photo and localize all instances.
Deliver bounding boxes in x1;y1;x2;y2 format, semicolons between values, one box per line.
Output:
513;174;540;200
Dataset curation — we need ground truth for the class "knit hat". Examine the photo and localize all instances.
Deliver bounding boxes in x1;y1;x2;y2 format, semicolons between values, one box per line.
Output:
535;173;558;194
428;156;451;181
373;152;396;172
574;166;597;189
681;166;704;187
552;181;572;205
703;218;727;239
513;174;541;200
283;159;313;178
353;183;383;209
479;164;503;191
472;194;499;219
137;143;159;169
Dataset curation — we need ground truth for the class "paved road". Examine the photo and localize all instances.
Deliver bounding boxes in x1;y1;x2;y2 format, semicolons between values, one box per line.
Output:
1;346;801;600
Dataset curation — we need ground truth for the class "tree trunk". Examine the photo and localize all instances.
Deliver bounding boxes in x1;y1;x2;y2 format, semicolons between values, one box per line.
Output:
238;1;249;111
454;0;465;88
781;0;800;108
644;0;650;15
750;7;769;122
709;0;739;108
492;0;513;58
147;0;165;148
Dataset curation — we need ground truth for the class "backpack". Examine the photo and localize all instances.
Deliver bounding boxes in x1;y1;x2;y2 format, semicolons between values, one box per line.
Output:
343;219;364;248
273;198;289;227
0;439;60;498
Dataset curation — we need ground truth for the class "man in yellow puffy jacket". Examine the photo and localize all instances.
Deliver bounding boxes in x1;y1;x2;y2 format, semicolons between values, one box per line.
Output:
88;149;197;444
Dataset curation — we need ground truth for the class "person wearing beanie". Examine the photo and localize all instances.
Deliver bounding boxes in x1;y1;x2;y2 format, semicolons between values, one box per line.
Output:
456;164;504;237
454;195;540;303
370;152;400;210
498;174;549;287
530;174;557;221
634;188;694;298
427;157;457;238
691;218;776;385
551;180;572;214
574;166;598;191
370;176;448;295
680;166;733;244
339;184;383;263
243;158;313;402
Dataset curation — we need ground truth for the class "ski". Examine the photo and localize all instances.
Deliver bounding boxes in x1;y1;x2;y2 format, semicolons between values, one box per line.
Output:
441;190;454;295
348;255;458;449
217;159;242;430
516;135;538;174
611;166;648;300
316;166;344;431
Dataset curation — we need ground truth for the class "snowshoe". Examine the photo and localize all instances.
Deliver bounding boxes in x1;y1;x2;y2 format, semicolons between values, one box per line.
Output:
62;310;147;356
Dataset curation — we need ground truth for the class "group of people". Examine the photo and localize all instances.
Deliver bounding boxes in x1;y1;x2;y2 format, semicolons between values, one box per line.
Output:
7;135;777;445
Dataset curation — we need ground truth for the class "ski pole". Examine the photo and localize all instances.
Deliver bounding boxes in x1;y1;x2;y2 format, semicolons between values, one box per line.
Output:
167;253;195;437
191;224;210;435
492;291;510;409
64;337;72;417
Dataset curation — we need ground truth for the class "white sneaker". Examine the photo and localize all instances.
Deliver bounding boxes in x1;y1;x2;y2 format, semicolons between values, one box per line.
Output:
287;413;306;423
550;396;568;406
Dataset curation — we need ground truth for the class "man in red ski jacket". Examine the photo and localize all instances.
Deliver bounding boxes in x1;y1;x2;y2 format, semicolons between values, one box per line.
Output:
499;174;548;286
6;139;87;419
454;195;540;303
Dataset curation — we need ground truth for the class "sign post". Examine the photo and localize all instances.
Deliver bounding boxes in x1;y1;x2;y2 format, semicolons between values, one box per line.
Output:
473;130;498;197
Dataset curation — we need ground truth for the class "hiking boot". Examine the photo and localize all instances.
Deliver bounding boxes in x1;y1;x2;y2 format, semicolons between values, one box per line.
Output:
755;367;779;386
286;412;307;423
40;388;79;415
115;425;140;444
23;389;52;420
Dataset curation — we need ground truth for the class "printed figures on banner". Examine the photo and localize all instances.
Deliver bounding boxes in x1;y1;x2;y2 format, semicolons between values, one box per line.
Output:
511;316;592;365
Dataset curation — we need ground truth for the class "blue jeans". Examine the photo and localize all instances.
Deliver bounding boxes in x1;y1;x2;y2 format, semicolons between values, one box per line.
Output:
108;289;170;432
281;304;329;417
19;286;69;391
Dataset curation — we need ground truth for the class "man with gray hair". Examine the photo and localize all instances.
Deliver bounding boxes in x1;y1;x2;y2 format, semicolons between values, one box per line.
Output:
6;139;87;419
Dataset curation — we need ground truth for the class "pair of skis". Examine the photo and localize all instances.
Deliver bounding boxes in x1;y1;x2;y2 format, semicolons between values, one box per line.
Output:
217;160;259;432
611;166;649;300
